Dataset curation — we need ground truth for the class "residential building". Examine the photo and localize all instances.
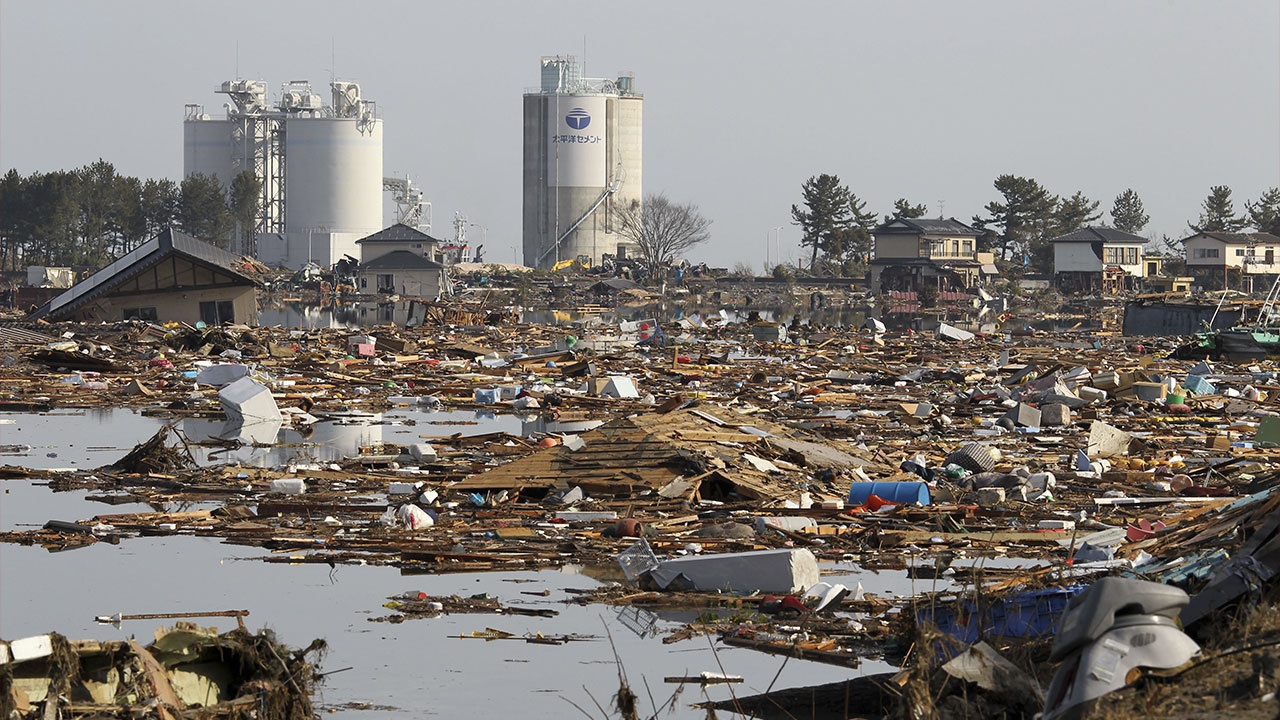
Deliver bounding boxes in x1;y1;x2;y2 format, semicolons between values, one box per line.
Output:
354;223;449;299
1181;231;1280;291
868;217;996;293
30;227;261;325
1050;226;1150;294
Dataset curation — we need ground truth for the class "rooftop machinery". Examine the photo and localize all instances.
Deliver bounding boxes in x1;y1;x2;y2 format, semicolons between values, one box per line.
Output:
183;79;383;269
522;56;642;270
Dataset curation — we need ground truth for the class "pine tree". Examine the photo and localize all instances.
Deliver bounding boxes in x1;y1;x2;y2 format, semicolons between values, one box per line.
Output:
1189;185;1246;233
1245;188;1280;236
1055;191;1102;235
1110;189;1149;233
229;171;262;256
791;174;852;275
973;174;1056;265
178;173;233;247
883;198;927;224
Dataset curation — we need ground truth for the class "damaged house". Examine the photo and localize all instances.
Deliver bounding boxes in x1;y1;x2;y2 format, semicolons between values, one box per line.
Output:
1182;230;1280;292
1050;225;1152;295
354;223;449;299
454;406;877;503
29;227;261;326
868;217;997;294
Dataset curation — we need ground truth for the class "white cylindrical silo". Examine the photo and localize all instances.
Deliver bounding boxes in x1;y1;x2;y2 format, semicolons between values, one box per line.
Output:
183;117;234;188
522;56;642;270
281;116;384;267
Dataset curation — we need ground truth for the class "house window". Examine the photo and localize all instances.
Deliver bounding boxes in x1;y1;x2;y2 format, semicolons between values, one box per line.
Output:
1236;248;1247;257
1124;248;1138;265
1268;249;1275;264
1105;248;1120;264
930;240;944;257
1195;248;1220;259
962;240;973;255
198;301;235;325
123;307;157;321
377;274;395;293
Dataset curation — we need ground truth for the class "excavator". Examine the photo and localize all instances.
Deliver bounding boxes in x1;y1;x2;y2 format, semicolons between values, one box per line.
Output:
552;255;593;272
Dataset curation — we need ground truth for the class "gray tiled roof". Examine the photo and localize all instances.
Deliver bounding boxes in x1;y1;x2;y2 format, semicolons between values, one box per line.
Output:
1049;226;1148;244
355;223;443;244
873;217;980;236
361;250;446;270
35;227;257;319
1181;231;1280;245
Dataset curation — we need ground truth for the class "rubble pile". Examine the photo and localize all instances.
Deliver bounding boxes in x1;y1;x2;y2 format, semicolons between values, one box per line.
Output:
1;312;1277;718
0;622;321;720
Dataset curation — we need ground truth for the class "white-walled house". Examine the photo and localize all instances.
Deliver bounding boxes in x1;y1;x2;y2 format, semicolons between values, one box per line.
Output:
1182;231;1280;291
354;223;449;299
1050;226;1149;294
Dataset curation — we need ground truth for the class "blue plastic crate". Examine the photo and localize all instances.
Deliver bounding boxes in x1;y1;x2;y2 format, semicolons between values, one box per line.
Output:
917;586;1086;643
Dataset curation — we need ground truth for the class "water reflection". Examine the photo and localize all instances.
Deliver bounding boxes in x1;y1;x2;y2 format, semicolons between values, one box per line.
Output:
0;408;526;470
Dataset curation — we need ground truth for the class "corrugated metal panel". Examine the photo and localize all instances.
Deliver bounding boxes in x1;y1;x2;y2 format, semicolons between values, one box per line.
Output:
0;326;59;345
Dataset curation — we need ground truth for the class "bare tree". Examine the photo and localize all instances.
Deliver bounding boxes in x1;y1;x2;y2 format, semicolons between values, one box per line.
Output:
616;193;711;268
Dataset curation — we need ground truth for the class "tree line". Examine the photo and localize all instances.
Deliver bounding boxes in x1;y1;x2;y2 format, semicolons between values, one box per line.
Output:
0;160;260;271
791;174;1280;277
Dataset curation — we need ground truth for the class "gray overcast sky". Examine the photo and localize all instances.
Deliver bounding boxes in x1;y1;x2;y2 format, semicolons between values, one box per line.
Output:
2;1;1277;268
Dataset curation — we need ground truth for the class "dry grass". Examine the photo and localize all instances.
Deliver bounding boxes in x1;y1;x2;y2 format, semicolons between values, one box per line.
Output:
1083;601;1280;720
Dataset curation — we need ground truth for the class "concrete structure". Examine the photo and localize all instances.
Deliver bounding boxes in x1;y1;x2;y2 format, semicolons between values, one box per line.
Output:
869;217;995;292
1050;226;1150;294
1181;231;1280;291
184;79;383;269
31;228;260;325
522;56;642;270
354;224;448;299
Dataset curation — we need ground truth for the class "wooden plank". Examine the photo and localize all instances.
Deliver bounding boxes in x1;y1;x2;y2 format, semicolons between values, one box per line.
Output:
126;639;183;720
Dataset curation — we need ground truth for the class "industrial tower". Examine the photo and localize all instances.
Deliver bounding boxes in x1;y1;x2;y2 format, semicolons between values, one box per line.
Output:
522;56;642;270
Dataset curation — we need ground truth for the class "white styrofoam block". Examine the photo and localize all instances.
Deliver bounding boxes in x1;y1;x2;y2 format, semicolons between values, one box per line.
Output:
9;635;52;663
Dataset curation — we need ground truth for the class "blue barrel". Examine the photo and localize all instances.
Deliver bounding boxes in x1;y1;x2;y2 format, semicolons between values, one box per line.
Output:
847;481;931;506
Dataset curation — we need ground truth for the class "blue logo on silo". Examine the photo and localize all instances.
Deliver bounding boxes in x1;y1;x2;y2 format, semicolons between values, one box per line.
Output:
566;108;591;130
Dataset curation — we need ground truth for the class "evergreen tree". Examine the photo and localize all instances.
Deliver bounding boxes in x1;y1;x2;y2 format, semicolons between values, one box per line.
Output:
1245;188;1280;236
791;174;852;275
228;171;263;256
139;178;179;239
1189;185;1246;232
1055;191;1103;235
836;192;879;274
883;198;927;224
28;171;82;267
1110;189;1150;233
177;173;233;247
0;170;31;271
972;174;1057;266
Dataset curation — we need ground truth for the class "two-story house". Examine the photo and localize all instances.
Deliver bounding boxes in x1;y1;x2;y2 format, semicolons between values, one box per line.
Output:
1050;226;1150;294
869;217;995;293
354;223;449;298
1182;231;1280;292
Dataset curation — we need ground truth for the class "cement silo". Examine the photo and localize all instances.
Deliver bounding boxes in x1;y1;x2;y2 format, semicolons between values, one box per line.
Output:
274;81;383;268
522;56;642;270
182;79;383;269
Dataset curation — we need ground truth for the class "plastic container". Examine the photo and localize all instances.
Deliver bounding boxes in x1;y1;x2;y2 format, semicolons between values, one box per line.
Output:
268;478;306;495
847;481;931;506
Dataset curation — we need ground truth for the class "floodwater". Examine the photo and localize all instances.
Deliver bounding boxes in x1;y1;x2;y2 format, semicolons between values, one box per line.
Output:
0;408;986;718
